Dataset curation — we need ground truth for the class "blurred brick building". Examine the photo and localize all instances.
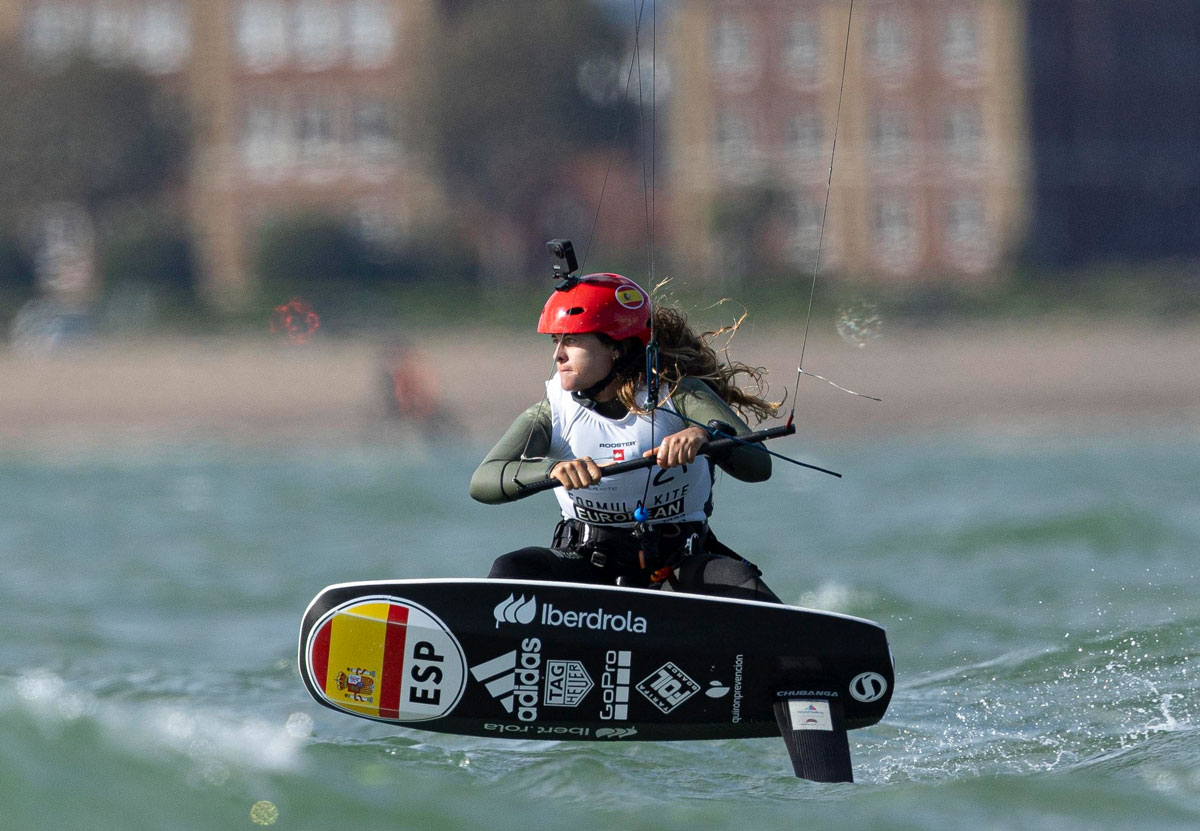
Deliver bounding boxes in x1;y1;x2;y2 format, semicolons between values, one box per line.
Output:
666;0;1030;284
0;0;443;305
1;0;1038;299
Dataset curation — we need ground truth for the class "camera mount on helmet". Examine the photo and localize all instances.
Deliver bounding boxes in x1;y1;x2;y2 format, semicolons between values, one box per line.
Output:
546;239;579;291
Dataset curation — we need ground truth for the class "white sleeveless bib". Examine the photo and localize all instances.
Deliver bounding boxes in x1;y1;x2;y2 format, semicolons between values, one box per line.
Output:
545;376;712;526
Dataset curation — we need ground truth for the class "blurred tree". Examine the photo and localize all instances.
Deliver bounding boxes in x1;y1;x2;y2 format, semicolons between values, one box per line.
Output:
0;231;36;296
419;1;637;270
0;51;188;220
0;48;190;299
100;216;197;303
255;212;364;292
710;184;797;286
254;210;479;301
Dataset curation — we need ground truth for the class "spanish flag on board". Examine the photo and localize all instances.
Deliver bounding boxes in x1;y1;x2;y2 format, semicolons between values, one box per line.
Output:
306;597;466;721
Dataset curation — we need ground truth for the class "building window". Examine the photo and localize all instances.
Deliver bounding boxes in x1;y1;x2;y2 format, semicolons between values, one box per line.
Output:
352;96;398;163
786;112;824;161
782;193;824;264
38;1;190;73
873;196;919;271
241;99;294;175
870;108;913;168
297;95;339;164
867;9;913;81
25;0;88;61
236;0;288;72
944;105;983;166
941;9;980;82
944;194;993;272
945;195;984;247
784;15;823;87
347;0;395;68
713;17;755;81
89;2;134;65
293;0;341;71
137;1;190;74
715;112;756;176
875;199;911;248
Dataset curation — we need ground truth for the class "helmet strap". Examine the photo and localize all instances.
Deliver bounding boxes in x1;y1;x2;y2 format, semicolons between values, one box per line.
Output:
570;339;644;409
571;366;618;410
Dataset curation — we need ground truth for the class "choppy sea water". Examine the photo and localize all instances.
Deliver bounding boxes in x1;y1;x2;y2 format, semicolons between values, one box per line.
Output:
1;429;1197;829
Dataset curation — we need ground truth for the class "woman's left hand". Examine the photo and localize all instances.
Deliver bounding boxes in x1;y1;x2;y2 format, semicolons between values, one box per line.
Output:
645;426;709;469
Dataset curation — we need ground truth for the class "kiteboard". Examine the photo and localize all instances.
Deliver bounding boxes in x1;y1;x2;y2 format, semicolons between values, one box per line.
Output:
298;578;893;782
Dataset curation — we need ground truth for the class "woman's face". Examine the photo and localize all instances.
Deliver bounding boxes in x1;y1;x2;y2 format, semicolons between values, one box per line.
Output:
551;333;618;393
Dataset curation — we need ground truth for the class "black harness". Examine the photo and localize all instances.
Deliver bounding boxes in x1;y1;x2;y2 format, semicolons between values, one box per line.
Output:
551;518;708;574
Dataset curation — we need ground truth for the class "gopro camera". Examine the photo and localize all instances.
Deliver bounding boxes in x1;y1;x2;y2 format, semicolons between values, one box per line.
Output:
547;239;579;290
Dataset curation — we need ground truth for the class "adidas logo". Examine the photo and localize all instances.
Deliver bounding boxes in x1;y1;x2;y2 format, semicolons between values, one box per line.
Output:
469;638;542;722
493;594;537;628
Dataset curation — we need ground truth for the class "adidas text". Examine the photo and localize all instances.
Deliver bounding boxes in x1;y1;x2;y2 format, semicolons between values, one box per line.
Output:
511;637;542;721
469;637;543;722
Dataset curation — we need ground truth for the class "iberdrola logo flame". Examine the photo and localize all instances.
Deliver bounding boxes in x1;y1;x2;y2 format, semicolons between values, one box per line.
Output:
493;594;537;628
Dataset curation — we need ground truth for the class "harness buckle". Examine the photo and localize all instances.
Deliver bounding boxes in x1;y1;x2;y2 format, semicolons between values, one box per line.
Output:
552;518;707;573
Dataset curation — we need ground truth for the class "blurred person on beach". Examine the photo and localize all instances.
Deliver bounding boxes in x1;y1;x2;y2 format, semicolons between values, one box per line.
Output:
381;340;440;423
469;272;782;602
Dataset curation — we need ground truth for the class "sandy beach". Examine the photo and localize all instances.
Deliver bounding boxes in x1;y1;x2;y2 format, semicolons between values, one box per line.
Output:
0;320;1196;449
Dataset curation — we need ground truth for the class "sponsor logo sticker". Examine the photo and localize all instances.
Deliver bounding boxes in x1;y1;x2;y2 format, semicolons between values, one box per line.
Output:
787;700;833;732
544;660;594;707
636;662;700;714
705;680;730;699
483;724;595;737
595;726;638;739
470;638;542;722
849;671;889;703
600;650;632;720
541;602;648;633
492;593;649;634
493;594;537;627
306;596;466;722
731;654;745;723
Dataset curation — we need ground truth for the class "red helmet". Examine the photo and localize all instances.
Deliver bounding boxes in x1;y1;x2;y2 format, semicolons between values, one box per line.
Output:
536;273;652;346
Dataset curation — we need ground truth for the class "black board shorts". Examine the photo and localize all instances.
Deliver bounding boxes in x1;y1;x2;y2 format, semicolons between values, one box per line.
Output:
488;536;781;604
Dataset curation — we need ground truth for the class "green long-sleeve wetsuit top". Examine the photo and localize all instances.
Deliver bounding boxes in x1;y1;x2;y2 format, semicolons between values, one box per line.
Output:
469;377;772;504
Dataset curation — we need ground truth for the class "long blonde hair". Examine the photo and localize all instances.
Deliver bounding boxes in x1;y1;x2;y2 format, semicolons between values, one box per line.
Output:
607;306;779;424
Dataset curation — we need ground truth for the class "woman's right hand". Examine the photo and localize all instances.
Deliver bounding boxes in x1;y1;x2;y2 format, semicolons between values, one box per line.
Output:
550;458;604;490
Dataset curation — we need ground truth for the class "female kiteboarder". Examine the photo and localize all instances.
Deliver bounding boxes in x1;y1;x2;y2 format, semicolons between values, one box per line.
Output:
469;271;783;603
